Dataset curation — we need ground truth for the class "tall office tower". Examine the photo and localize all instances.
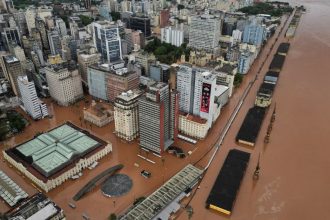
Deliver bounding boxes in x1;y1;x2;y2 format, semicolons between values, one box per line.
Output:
176;64;194;113
160;26;184;47
35;17;49;50
127;16;151;37
17;76;48;119
25;6;37;34
114;90;141;141
1;55;24;96
193;71;217;128
188;13;221;53
13;45;26;63
45;64;83;106
87;63;140;102
13;11;29;36
99;1;111;21
1;0;14;12
149;63;170;83
55;18;67;37
48;29;62;55
93;21;122;63
139;82;178;154
77;47;101;85
242;19;266;47
3;27;21;47
160;9;170;28
170;89;179;140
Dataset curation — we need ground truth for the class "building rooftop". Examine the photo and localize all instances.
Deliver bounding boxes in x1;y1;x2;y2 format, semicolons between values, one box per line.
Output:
121;164;203;220
180;112;208;124
6;122;107;180
0;170;28;207
115;90;142;102
6;193;64;220
84;102;113;118
3;55;19;63
217;64;237;75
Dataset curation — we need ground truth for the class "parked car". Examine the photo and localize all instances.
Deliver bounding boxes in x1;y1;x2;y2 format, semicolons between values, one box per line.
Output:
141;170;151;178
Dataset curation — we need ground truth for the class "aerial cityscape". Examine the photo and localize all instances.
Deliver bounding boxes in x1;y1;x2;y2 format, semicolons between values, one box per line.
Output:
0;0;328;219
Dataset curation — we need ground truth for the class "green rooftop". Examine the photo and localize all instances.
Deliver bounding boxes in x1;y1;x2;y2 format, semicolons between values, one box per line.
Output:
16;124;101;177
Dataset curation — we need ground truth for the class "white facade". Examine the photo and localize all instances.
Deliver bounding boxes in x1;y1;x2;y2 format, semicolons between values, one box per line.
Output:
3;143;112;192
176;64;193;113
188;14;221;53
25;6;36;34
37;5;53;22
17;76;48;120
179;114;208;139
232;29;242;43
13;46;26;62
55;18;67;37
114;91;140;141
160;26;184;47
45;66;83;106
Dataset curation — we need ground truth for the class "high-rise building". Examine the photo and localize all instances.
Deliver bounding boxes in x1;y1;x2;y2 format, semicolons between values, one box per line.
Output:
242;19;266;47
176;64;194;113
17;76;48;119
149;63;170;83
114;90;141;141
93;21;122;63
188;13;221;53
45;64;83;106
127;15;151;37
99;1;111;20
35;17;50;50
160;9;170;28
84;0;92;9
13;45;26;63
160;26;184;47
25;6;37;34
1;55;24;96
3;27;21;47
55;18;67;37
110;67;140;101
48;29;62;55
139;82;178;154
77;47;101;85
87;63;140;102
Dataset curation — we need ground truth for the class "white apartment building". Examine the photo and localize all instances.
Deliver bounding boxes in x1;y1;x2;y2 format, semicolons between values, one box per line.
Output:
114;90;141;141
45;64;83;106
25;6;36;34
17;76;48;120
176;64;194;113
188;13;221;53
179;113;208;139
160;26;184;47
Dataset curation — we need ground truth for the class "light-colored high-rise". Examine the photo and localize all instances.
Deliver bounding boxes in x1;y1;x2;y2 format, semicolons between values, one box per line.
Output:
188;13;221;53
25;6;36;34
45;64;83;106
55;18;67;37
161;26;184;47
114;90;141;141
48;29;62;55
77;47;101;85
176;64;194;113
17;76;48;119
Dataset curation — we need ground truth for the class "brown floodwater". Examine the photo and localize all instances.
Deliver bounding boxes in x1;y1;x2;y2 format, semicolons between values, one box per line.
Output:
177;1;330;220
1;1;329;219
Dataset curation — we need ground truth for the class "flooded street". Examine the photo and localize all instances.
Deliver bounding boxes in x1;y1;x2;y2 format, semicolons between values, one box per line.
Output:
181;1;330;220
1;0;329;219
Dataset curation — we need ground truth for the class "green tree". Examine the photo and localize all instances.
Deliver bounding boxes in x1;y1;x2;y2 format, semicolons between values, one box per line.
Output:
234;74;244;87
178;4;185;10
79;15;94;26
111;12;121;21
108;213;117;220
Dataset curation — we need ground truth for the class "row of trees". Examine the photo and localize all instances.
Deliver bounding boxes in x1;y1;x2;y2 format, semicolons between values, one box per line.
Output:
238;2;293;17
144;37;190;65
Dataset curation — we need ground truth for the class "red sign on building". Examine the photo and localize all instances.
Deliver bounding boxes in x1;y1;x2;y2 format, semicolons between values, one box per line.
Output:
200;83;211;113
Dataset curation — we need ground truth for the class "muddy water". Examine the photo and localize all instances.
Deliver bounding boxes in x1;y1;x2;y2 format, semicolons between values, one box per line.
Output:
1;1;329;219
179;1;330;220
